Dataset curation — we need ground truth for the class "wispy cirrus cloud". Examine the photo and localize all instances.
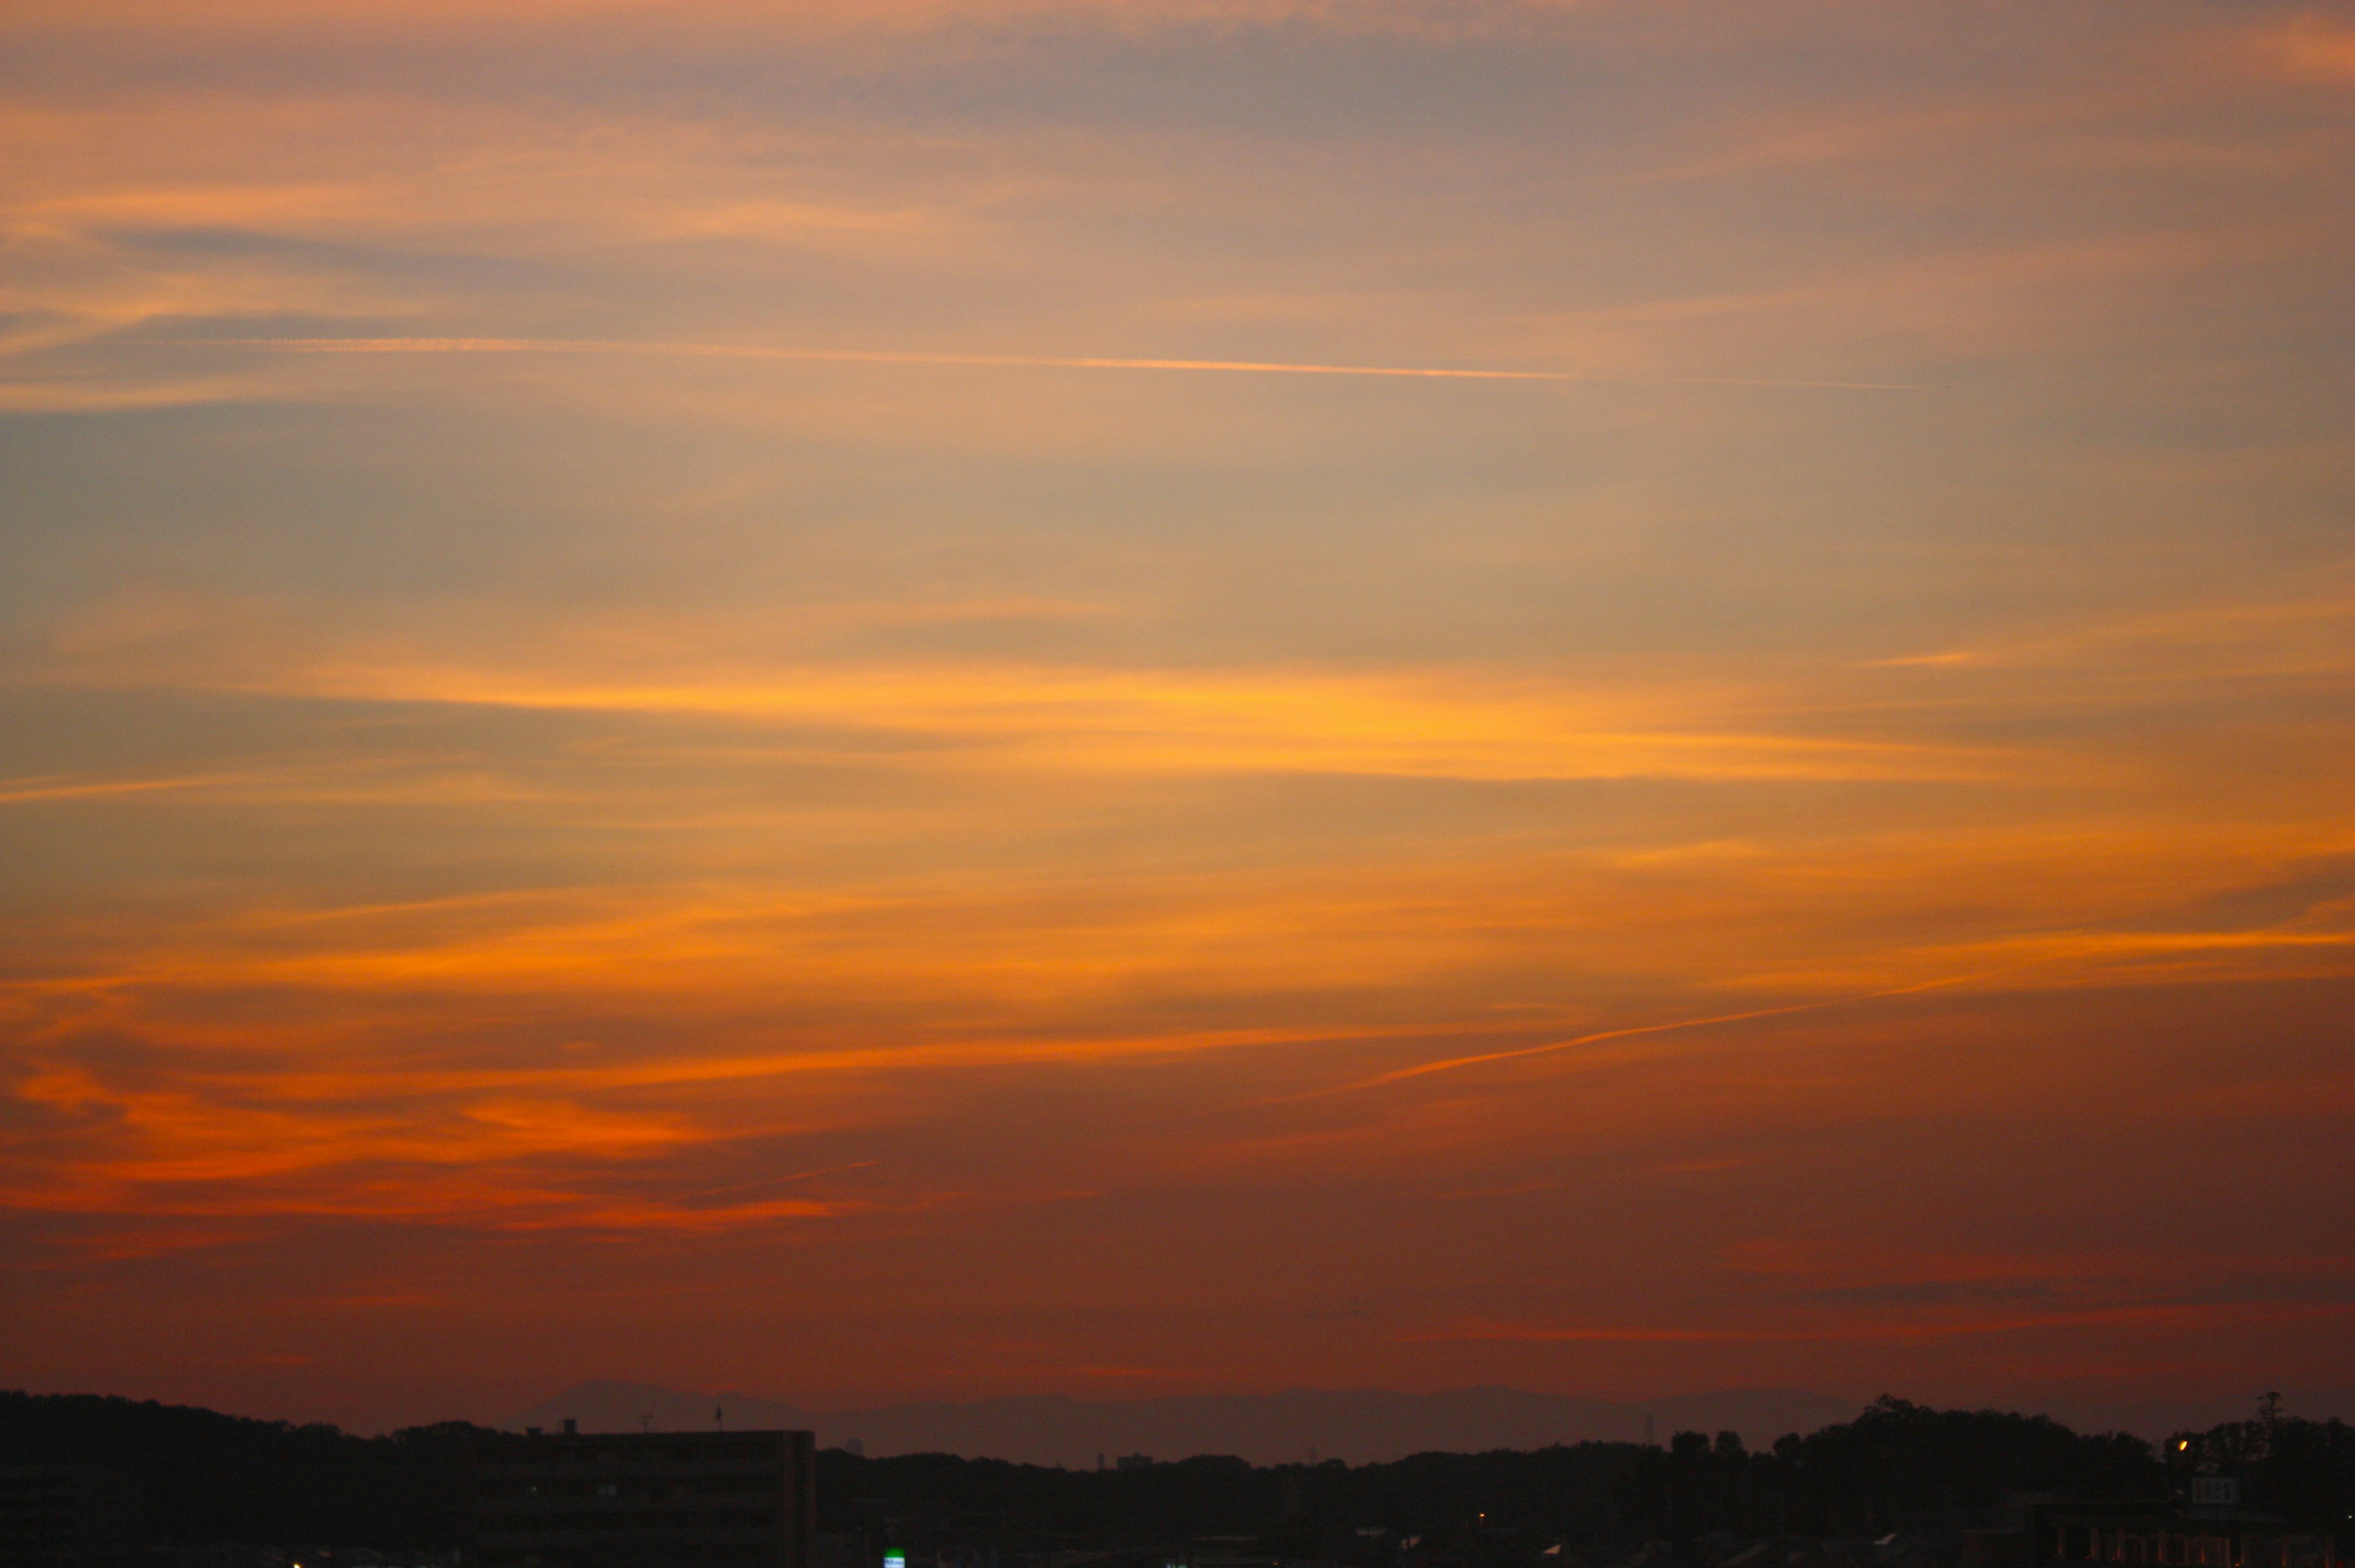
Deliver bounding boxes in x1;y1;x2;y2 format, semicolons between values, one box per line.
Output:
5;0;2351;1427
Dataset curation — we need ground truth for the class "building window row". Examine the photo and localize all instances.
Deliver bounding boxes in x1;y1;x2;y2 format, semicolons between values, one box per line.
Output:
483;1477;781;1500
485;1509;781;1532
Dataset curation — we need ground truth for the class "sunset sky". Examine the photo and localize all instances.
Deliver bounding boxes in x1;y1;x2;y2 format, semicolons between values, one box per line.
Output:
3;0;2352;1437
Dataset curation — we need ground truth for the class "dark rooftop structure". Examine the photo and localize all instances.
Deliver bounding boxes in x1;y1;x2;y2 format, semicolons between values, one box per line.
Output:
474;1428;815;1568
2025;1502;2340;1568
0;1464;139;1568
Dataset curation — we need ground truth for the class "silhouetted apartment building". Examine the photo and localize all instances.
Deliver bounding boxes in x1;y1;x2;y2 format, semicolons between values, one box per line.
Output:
474;1426;816;1568
0;1465;139;1568
2026;1502;2338;1568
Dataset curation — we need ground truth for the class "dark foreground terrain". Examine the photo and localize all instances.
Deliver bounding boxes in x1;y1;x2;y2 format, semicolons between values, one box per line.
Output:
3;1391;2349;1561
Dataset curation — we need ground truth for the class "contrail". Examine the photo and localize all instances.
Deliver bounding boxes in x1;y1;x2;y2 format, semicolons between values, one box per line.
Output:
163;337;1926;391
1285;964;2024;1101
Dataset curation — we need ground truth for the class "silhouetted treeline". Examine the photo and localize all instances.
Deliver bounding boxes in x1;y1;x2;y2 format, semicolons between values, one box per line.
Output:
1758;1398;2167;1535
810;1399;2177;1547
4;1390;2349;1553
2175;1396;2355;1529
0;1392;484;1549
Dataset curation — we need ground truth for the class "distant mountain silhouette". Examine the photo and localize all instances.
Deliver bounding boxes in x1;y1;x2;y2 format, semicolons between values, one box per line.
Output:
505;1383;1859;1464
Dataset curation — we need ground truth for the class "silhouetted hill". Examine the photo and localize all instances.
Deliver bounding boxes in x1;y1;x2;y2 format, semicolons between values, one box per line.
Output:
0;1391;484;1550
508;1383;1856;1464
807;1398;2175;1544
8;1388;2348;1552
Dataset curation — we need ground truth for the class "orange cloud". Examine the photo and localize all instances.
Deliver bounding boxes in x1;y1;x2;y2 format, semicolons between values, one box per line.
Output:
6;0;2352;1426
2256;15;2355;84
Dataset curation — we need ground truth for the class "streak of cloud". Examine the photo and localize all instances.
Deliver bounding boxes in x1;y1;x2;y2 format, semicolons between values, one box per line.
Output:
153;336;1932;391
1292;966;2029;1099
4;0;2350;1429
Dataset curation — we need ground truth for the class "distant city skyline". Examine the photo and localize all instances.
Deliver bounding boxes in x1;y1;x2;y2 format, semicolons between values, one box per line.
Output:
497;1382;2350;1466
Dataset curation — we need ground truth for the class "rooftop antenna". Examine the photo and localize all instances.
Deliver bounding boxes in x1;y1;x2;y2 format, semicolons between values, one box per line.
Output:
716;1405;725;1431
